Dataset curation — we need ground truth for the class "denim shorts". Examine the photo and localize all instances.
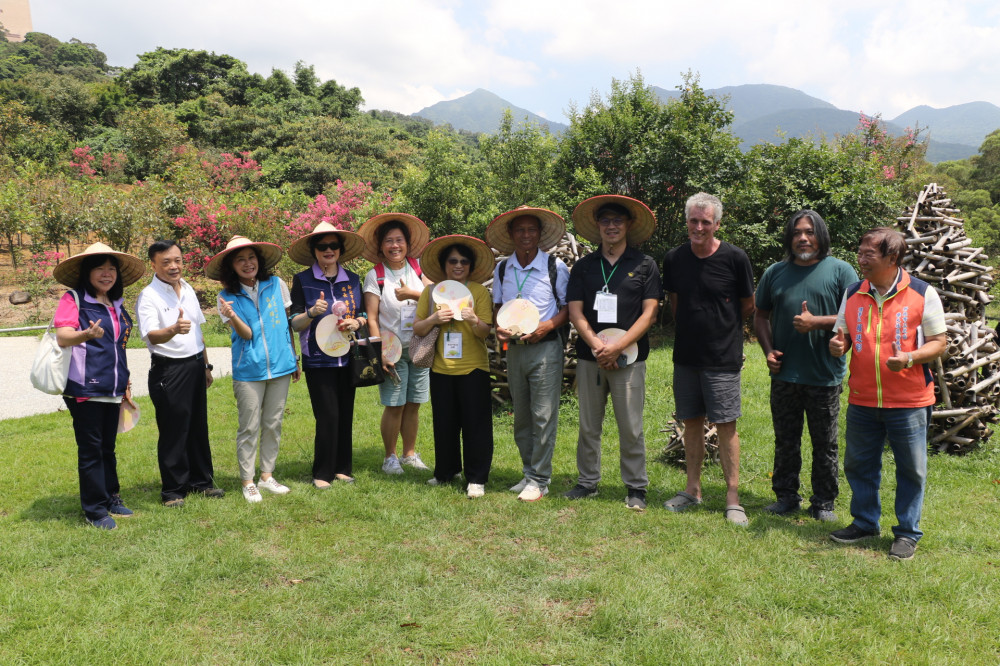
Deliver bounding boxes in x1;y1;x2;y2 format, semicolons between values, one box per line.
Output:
378;348;430;407
673;364;742;423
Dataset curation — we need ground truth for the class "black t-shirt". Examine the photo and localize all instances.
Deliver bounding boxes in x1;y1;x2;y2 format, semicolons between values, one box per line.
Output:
566;246;662;363
662;241;754;370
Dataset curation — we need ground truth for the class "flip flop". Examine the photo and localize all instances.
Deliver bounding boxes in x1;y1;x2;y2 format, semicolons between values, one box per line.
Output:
724;505;749;527
663;490;702;512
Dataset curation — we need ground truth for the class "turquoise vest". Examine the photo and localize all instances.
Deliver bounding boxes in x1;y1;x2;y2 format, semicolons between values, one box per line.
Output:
221;276;297;382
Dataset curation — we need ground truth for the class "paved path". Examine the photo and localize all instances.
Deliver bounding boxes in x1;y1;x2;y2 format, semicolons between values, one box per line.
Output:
0;337;231;420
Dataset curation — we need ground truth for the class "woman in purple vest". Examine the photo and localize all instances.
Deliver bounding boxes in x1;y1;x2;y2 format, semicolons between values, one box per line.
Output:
288;222;368;488
52;243;145;530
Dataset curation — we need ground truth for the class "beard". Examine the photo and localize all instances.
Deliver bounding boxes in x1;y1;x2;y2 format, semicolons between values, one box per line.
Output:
795;250;817;262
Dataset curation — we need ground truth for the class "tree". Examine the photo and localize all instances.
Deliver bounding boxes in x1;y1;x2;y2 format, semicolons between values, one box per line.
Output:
970;129;1000;203
478;109;561;215
119;48;249;105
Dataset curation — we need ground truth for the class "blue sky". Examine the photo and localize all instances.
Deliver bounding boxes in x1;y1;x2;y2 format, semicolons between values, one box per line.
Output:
28;0;1000;123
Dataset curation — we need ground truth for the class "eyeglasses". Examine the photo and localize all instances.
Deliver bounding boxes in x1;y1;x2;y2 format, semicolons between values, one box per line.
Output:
857;251;882;261
314;243;342;252
447;258;471;266
597;217;628;227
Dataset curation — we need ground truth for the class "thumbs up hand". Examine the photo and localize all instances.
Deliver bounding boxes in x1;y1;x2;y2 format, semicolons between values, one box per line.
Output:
829;326;847;357
793;300;816;333
174;307;191;335
310;291;328;318
887;341;909;372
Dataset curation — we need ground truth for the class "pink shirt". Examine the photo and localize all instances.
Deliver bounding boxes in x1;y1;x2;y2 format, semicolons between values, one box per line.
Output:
54;291;122;339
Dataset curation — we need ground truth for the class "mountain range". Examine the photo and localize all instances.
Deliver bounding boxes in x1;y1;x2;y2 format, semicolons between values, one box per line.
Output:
412;84;1000;163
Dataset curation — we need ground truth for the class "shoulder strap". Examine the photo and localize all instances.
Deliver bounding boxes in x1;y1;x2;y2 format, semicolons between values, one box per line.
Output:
375;263;386;292
547;255;560;305
407;256;422;277
498;258;509;288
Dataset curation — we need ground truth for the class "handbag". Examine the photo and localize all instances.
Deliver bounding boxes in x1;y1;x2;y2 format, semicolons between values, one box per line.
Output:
30;290;79;395
350;336;386;387
409;326;440;368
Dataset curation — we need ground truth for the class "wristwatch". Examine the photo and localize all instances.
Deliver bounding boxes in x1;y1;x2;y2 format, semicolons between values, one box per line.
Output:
206;363;214;371
905;353;913;368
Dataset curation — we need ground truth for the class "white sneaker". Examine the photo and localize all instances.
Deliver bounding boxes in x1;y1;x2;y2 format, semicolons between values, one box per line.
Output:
257;477;290;495
427;473;461;486
399;453;430;471
518;483;548;502
242;483;262;503
509;477;528;493
382;455;404;475
466;483;485;498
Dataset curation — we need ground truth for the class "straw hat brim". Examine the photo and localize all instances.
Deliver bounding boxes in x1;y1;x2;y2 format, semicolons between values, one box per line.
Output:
204;239;283;281
52;242;145;289
288;225;366;266
571;195;656;246
357;213;430;263
420;235;495;284
485;206;566;255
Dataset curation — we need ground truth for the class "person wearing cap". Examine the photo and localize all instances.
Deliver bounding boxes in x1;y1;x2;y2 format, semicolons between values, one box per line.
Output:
137;239;225;507
288;223;368;488
413;235;495;498
206;236;300;503
662;193;754;526
487;206;570;502
52;243;145;529
753;211;857;522
564;195;661;511
359;213;433;476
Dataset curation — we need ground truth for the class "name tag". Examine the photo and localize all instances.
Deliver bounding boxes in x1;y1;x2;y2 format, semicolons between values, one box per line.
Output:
594;292;617;324
400;303;417;331
443;332;463;359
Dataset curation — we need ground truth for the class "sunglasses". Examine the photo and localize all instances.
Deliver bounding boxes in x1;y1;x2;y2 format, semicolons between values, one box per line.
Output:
314;243;342;252
447;258;471;266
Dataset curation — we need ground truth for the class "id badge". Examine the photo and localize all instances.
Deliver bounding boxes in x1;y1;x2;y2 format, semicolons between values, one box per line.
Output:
400;303;417;331
594;291;617;324
443;332;463;359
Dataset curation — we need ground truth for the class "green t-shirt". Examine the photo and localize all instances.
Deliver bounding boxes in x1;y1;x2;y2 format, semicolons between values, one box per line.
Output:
755;256;858;386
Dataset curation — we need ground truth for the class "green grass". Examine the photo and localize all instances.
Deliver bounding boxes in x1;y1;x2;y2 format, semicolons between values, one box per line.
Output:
2;341;1000;664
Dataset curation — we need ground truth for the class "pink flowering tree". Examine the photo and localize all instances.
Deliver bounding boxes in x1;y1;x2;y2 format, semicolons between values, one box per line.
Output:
285;180;391;240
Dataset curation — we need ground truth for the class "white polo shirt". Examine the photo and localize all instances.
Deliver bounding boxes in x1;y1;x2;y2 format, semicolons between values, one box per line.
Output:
136;275;206;358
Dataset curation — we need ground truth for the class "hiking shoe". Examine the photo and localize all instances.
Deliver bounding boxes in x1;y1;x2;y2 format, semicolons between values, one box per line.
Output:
764;497;801;516
808;506;837;522
242;483;263;503
400;453;430;471
382;455;404;475
517;483;548;502
509;477;528;493
108;495;133;517
625;488;647;511
163;498;185;508
257;477;290;494
563;484;598;500
829;524;878;543
888;536;917;561
197;487;225;498
466;483;485;498
87;515;117;530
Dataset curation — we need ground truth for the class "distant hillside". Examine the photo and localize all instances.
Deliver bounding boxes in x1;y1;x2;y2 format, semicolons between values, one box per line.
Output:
890;102;1000;149
652;83;836;126
412;88;567;134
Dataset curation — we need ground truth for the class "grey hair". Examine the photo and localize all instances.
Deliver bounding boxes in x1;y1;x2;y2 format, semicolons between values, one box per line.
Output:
685;192;723;223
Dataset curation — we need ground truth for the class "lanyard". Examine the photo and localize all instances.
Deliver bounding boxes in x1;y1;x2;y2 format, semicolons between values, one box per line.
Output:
600;259;620;294
513;266;531;298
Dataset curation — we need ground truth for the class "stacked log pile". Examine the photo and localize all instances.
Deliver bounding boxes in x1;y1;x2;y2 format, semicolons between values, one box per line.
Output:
895;183;998;454
660;419;719;465
485;232;592;402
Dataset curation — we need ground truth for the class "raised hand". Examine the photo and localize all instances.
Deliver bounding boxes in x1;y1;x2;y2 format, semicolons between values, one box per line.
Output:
766;349;784;373
310;291;329;318
174;307;191;335
887;341;909;372
219;299;236;320
829;326;847;357
792;300;816;333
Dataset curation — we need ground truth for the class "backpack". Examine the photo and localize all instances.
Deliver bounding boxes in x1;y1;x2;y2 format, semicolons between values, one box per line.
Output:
498;255;569;344
375;257;422;293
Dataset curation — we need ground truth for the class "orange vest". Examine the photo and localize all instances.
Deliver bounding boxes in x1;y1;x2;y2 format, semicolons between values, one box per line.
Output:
844;270;936;408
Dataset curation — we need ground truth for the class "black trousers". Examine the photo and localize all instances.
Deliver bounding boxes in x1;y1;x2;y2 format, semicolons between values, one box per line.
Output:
64;398;120;520
429;369;494;485
304;366;356;481
149;354;215;501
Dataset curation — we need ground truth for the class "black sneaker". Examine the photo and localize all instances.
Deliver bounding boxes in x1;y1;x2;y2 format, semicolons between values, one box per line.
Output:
888;536;917;561
563;484;598;500
808;506;837;522
108;494;134;517
625;488;647;511
197;487;226;499
829;524;879;543
764;497;801;516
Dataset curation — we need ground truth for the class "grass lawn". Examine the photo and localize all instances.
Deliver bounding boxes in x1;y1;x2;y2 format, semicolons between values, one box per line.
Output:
2;340;999;664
